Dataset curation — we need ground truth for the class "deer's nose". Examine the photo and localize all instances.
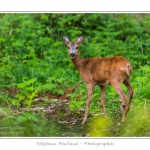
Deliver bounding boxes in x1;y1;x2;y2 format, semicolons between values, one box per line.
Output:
70;53;75;58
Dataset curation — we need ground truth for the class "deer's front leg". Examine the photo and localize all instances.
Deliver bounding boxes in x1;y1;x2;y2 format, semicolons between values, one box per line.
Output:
82;84;94;124
100;85;107;117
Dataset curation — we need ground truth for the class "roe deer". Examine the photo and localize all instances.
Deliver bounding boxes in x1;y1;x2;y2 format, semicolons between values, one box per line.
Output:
62;35;134;124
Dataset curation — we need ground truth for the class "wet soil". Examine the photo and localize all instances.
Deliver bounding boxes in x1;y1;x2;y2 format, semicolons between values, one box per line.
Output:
20;98;85;137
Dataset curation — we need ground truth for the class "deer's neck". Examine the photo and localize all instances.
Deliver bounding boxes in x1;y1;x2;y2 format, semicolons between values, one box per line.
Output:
71;54;84;71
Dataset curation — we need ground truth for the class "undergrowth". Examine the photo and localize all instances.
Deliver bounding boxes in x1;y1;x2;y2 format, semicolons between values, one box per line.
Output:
0;13;150;136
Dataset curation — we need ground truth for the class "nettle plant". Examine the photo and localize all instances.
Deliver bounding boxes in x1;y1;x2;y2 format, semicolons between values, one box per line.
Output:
15;77;38;108
134;65;150;99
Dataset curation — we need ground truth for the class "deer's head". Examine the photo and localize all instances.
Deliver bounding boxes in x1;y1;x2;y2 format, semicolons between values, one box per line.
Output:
62;35;84;58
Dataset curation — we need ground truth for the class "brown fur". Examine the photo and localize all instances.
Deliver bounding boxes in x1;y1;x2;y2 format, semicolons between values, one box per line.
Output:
62;36;134;124
75;56;132;85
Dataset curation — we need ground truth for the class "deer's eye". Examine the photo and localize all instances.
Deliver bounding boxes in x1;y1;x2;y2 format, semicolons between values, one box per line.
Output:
68;47;70;49
76;47;78;49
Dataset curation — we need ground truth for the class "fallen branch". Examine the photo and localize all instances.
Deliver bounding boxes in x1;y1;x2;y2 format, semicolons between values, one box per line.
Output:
59;80;83;100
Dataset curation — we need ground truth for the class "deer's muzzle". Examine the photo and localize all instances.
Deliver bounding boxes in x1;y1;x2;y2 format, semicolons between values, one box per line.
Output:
70;53;75;58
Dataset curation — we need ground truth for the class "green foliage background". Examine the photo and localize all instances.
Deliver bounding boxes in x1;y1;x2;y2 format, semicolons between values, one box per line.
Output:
0;13;150;136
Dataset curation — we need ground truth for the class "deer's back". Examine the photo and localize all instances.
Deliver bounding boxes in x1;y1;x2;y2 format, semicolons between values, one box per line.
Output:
81;56;132;85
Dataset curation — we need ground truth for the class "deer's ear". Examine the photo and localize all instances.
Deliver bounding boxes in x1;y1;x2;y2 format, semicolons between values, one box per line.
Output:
62;36;70;45
76;35;84;44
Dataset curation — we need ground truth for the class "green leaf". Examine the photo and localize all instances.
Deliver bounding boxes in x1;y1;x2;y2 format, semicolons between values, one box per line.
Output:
18;83;26;88
16;115;28;124
57;89;64;95
26;78;37;85
15;93;25;100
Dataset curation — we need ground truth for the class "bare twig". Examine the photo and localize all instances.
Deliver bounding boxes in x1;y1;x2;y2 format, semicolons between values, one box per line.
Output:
59;80;83;100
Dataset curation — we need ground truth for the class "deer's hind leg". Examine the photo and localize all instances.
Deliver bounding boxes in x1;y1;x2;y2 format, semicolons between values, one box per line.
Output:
110;81;127;122
123;79;134;113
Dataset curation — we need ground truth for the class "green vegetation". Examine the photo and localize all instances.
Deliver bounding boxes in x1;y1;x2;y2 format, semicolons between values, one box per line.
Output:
0;13;150;137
